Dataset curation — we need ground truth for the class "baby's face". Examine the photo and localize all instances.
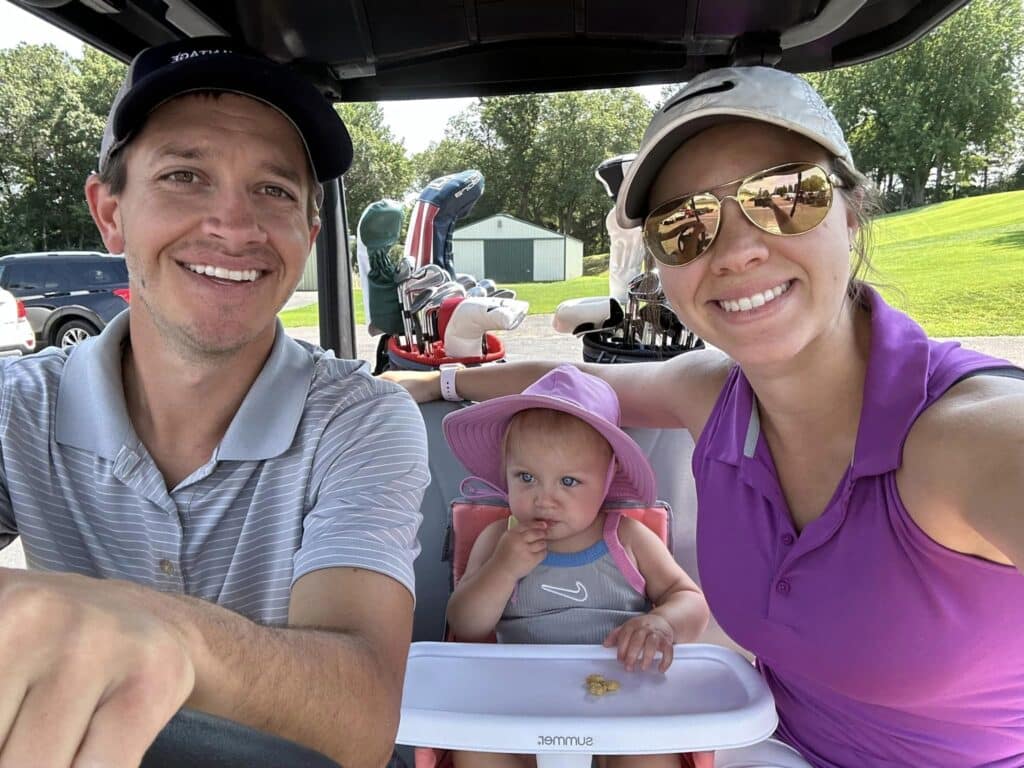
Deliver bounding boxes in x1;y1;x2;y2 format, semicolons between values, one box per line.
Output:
505;426;612;552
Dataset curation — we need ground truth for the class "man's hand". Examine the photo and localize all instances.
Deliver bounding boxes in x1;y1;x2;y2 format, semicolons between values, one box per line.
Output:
603;613;675;673
0;568;195;768
491;521;548;580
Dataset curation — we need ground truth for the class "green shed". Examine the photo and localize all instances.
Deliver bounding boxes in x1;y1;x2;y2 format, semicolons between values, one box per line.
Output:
452;214;583;283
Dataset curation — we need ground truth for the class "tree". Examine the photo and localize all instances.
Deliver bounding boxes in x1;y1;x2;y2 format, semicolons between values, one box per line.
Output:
412;89;652;253
808;0;1024;207
335;102;413;231
0;44;124;253
531;90;652;250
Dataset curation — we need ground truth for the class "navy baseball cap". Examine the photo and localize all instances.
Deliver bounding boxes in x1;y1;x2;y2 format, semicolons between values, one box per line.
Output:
99;36;353;183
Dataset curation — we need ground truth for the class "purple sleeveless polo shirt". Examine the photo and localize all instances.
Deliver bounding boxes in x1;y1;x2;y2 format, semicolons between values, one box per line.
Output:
693;288;1024;767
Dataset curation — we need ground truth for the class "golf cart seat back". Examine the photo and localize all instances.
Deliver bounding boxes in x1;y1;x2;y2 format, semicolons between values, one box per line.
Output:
412;401;742;654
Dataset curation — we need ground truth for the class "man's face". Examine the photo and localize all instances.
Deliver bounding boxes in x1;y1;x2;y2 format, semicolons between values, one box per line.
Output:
94;92;319;358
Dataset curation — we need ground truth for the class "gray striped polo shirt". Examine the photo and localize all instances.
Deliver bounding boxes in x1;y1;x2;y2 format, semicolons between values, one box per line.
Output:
0;312;429;625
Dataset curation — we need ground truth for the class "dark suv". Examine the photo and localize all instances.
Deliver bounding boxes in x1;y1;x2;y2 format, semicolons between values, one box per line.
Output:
0;252;129;350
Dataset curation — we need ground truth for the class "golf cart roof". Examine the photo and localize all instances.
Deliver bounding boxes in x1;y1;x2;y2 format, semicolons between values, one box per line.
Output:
11;0;969;101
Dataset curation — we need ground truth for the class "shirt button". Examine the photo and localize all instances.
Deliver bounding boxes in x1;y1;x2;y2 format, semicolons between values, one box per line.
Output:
776;579;791;595
781;533;795;546
159;559;176;576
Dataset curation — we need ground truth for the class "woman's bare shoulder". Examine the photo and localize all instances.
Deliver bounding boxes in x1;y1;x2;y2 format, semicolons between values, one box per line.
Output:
900;373;1024;564
906;373;1024;463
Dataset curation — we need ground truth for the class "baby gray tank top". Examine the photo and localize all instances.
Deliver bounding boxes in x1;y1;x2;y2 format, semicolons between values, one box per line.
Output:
496;512;650;644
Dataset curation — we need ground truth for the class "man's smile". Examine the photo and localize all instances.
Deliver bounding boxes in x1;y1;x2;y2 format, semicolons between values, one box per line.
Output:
183;262;263;283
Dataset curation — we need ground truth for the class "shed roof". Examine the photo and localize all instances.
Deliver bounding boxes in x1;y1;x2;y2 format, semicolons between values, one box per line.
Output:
454;214;583;243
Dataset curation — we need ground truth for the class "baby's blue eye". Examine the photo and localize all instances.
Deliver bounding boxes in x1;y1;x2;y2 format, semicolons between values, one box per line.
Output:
517;471;535;483
560;476;580;487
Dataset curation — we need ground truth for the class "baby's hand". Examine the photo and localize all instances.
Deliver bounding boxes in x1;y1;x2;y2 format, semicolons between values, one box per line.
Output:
604;613;675;673
492;520;548;580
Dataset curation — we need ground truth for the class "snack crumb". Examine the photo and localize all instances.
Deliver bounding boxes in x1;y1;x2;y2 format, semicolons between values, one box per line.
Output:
584;674;620;696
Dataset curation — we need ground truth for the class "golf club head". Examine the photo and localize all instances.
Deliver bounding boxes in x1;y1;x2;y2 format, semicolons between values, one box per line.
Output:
490;288;517;299
406;286;440;352
454;273;478;290
466;285;488;297
404;264;449;291
627;270;664;301
476;278;497;296
392;256;413;283
422;284;468;340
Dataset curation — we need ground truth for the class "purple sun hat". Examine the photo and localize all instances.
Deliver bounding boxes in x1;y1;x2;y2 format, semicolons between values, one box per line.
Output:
442;365;656;505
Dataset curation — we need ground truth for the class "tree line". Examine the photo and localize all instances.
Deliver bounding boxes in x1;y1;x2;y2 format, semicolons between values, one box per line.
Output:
806;0;1023;209
1;0;1021;257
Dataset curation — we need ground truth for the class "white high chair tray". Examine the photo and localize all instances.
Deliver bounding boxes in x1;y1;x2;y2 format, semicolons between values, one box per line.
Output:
398;642;777;754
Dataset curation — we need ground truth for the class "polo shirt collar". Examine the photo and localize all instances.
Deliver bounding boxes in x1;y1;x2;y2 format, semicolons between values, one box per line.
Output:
720;286;931;479
56;311;134;460
56;312;315;461
848;286;931;477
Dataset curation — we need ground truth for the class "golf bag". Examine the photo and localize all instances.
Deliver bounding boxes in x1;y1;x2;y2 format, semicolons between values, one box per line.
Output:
581;330;705;364
376;169;521;373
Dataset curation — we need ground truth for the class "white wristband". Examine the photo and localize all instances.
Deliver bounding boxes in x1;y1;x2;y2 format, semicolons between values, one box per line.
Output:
439;364;465;402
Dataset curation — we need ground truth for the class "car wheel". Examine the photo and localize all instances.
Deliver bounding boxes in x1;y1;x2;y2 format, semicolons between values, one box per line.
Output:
56;319;100;349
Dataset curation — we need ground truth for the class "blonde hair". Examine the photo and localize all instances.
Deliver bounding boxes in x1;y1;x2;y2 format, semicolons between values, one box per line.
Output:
502;409;613;468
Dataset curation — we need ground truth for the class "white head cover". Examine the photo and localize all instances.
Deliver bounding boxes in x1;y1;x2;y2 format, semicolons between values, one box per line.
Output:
444;297;528;359
605;208;646;303
616;66;852;228
552;296;619;335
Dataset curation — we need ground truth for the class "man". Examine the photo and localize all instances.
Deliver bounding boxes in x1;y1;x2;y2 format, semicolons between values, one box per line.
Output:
0;37;428;768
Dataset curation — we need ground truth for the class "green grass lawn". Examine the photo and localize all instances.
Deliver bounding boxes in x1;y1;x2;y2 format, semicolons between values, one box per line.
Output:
869;190;1024;336
280;190;1024;336
279;275;614;328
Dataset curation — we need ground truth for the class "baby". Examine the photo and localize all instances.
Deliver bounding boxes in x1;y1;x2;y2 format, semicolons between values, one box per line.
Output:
442;365;710;768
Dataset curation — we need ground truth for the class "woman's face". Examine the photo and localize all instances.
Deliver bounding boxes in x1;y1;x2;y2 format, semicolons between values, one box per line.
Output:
647;121;859;370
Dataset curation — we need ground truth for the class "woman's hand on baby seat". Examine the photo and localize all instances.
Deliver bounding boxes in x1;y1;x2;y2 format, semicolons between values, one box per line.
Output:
492;521;548;580
604;613;676;673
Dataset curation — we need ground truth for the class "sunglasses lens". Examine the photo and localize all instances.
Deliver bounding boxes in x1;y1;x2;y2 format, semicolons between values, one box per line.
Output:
643;164;836;266
736;164;833;235
643;193;721;267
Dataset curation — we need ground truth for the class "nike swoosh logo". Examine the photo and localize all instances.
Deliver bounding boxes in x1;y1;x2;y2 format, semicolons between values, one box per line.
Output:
541;581;589;602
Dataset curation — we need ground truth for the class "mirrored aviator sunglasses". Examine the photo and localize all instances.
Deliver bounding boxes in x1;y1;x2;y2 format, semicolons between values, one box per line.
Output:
642;162;843;267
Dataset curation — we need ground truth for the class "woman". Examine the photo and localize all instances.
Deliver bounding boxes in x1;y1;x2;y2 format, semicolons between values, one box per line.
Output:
386;66;1024;767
